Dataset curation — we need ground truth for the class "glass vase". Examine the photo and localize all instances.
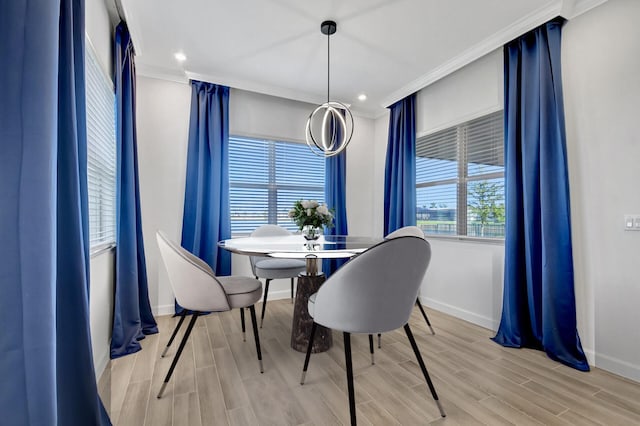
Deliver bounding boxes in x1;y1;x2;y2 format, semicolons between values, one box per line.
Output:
302;225;321;241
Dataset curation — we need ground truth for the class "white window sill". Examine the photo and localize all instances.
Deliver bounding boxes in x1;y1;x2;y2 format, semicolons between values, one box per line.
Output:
90;243;116;258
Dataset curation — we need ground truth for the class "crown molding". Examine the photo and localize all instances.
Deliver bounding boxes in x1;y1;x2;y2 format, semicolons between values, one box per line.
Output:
136;63;189;84
379;1;563;109
186;71;323;105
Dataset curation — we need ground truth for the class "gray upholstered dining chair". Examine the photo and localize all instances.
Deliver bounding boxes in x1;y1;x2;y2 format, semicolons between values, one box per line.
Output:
300;236;446;425
249;224;306;327
155;231;264;399
373;226;436;349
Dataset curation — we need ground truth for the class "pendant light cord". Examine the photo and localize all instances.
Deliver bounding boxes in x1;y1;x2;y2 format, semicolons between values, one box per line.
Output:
327;29;330;103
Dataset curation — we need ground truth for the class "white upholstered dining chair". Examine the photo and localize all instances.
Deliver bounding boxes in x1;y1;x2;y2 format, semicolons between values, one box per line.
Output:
155;231;264;399
249;224;306;327
300;236;446;425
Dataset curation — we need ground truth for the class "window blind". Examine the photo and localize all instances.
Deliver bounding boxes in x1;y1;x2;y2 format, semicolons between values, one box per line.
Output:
229;136;325;235
85;40;116;249
416;110;504;238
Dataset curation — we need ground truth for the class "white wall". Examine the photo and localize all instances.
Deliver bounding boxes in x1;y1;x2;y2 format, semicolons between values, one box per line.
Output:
86;0;112;76
416;49;503;136
563;0;640;380
89;249;114;378
136;77;191;315
372;111;389;238
137;85;377;309
86;0;115;378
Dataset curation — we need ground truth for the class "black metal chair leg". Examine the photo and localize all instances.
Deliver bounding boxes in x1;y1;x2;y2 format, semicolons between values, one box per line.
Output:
403;323;445;417
240;307;246;342
260;279;271;328
291;277;295;303
416;298;435;335
161;312;187;357
344;332;357;426
248;305;264;373
378;333;381;349
368;334;375;365
300;322;317;384
158;313;199;398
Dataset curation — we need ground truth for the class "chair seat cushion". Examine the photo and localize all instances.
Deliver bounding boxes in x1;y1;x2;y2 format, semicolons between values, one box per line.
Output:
254;258;306;279
217;276;263;309
307;292;317;318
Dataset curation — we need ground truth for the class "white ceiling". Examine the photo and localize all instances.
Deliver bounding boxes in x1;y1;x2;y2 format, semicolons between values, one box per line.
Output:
119;0;600;118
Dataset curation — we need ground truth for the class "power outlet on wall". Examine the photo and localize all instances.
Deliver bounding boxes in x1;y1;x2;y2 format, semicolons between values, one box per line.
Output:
624;214;640;231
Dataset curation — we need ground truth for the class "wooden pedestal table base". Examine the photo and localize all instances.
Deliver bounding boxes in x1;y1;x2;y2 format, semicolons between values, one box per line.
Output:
291;273;332;352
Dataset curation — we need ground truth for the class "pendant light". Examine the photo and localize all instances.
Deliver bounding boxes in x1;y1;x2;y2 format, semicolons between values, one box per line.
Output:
305;20;354;157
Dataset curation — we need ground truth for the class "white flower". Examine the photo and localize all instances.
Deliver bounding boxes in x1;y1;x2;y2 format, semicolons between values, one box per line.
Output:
288;209;296;218
316;205;329;215
301;200;311;209
309;200;319;208
306;209;312;216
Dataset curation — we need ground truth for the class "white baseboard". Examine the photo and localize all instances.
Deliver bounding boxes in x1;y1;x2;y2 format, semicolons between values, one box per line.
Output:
583;348;596;367
155;304;176;317
153;289;293;318
420;297;600;370
263;288;294;301
595;352;640;383
420;296;499;331
94;349;110;381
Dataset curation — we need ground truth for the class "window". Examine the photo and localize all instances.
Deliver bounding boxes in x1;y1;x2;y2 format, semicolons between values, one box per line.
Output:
229;136;325;235
416;110;504;238
85;40;116;250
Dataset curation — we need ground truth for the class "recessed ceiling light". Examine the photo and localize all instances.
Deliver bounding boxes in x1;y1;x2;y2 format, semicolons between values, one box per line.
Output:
357;93;367;101
174;52;187;62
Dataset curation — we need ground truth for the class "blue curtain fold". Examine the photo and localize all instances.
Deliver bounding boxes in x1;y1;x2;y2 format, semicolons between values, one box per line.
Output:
492;19;589;371
178;80;231;313
323;149;348;278
384;94;417;235
111;22;158;359
0;0;111;423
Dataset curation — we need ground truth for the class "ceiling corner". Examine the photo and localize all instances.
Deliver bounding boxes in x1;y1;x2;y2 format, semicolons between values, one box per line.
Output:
563;0;609;19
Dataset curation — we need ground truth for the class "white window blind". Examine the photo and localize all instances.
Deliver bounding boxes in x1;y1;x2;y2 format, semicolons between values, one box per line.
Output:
85;40;116;249
229;136;325;235
416;110;504;238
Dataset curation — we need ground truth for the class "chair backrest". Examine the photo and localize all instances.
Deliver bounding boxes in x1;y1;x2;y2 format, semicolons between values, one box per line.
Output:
313;236;431;334
386;225;424;239
156;231;231;312
249;225;293;274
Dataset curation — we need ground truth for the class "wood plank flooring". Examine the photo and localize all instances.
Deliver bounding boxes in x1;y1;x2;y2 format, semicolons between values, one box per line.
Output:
98;300;640;425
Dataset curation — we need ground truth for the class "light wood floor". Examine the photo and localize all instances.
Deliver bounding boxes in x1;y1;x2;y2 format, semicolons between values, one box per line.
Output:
99;300;640;425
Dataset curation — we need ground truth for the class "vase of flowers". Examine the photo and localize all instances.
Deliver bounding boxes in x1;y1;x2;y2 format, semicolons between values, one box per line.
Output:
289;199;334;240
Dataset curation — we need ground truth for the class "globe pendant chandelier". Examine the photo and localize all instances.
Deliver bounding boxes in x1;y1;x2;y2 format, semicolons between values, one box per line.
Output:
305;20;354;157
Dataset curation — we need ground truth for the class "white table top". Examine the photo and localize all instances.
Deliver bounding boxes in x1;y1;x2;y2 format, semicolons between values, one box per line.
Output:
218;235;383;259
